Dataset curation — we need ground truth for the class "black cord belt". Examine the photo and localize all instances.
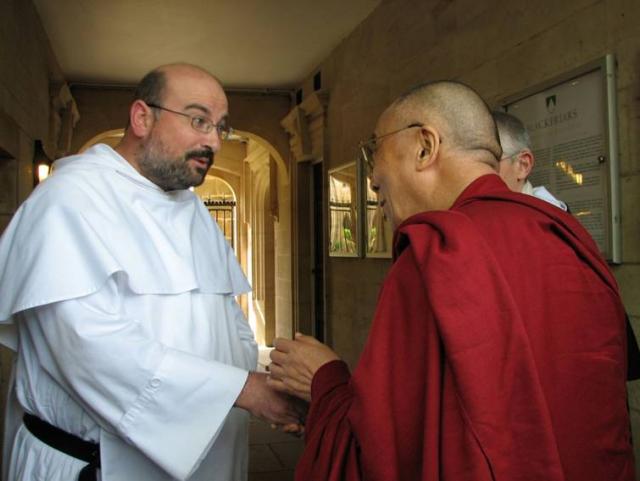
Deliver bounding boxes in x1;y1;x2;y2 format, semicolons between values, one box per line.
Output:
23;413;100;481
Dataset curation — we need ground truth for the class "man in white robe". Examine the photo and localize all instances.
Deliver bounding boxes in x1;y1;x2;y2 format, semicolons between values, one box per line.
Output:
0;63;302;481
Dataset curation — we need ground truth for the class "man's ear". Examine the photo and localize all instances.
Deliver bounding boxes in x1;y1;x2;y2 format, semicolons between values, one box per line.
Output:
129;100;155;138
416;126;441;172
516;150;534;180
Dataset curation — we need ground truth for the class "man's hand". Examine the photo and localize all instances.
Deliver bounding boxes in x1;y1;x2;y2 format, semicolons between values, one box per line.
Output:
267;332;340;402
234;371;305;427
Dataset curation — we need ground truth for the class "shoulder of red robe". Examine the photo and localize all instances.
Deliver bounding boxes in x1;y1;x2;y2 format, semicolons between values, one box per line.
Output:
0;144;250;334
458;176;618;293
394;174;618;294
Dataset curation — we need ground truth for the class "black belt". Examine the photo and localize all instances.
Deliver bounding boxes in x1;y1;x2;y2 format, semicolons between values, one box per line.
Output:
23;413;100;481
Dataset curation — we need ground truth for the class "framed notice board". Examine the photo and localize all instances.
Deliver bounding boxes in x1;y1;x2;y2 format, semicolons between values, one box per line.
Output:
501;55;620;263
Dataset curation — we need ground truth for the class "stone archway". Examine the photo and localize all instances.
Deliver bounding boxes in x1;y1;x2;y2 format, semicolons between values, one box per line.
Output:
239;131;291;345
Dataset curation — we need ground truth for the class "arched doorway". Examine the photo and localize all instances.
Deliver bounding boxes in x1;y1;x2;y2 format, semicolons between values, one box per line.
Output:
78;129;292;347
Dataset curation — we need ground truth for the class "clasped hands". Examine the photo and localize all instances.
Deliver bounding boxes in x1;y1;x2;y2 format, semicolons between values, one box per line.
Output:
236;333;339;434
235;371;306;434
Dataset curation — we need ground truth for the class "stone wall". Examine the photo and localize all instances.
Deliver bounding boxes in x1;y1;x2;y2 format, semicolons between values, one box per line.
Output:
0;0;66;229
295;0;640;471
0;0;70;465
69;87;133;153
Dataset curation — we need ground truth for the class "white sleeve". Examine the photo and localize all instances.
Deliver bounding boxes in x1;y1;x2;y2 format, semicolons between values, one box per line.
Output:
22;275;248;481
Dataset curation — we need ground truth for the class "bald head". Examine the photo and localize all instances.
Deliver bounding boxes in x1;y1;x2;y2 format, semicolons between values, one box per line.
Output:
368;81;505;225
129;63;222;122
391;81;502;162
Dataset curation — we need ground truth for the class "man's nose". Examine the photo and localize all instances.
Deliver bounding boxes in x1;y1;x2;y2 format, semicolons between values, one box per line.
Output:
202;129;222;153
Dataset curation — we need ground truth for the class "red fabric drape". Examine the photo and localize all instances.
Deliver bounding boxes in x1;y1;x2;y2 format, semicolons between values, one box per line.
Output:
296;175;634;481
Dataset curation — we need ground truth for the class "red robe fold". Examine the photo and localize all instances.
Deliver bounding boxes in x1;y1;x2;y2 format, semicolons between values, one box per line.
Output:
297;175;634;481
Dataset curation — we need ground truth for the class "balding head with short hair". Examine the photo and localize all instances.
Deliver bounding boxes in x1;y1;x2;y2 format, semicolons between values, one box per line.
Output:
132;69;167;108
369;80;505;225
392;81;502;162
125;69;166;128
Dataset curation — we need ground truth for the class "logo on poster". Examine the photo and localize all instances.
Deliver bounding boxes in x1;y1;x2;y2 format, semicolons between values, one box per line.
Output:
527;108;578;132
546;95;557;114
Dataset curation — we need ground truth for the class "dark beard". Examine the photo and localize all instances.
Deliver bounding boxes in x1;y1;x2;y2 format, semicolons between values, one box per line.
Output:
138;134;213;191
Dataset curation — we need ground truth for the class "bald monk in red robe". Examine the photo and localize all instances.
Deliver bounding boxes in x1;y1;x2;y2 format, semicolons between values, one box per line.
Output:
267;81;636;481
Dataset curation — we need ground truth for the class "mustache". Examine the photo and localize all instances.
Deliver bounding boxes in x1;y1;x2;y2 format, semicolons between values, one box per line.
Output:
186;148;214;165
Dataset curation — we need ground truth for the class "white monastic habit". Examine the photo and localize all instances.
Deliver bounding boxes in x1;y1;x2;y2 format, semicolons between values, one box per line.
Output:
0;144;257;481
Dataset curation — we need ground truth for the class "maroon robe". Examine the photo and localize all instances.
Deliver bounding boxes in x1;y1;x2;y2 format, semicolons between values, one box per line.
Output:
297;174;635;481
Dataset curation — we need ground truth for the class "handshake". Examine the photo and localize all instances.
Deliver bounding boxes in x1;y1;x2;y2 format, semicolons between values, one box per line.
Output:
235;333;340;433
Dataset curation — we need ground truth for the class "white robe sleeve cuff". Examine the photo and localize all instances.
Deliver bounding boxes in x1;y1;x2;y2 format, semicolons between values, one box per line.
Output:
118;352;248;480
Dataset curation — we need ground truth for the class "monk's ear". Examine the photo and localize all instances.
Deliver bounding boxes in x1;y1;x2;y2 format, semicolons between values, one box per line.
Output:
129;100;155;138
416;126;441;172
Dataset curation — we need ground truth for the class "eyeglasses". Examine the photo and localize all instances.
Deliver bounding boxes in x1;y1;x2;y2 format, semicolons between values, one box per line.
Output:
147;103;233;139
358;123;423;172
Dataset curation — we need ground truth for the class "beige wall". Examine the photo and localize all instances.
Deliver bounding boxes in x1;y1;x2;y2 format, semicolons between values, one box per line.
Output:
0;0;62;147
0;0;65;228
69;87;133;153
294;0;640;470
227;92;292;171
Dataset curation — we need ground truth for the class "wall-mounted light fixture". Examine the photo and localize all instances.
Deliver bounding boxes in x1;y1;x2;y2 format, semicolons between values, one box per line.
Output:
33;140;52;186
37;163;50;182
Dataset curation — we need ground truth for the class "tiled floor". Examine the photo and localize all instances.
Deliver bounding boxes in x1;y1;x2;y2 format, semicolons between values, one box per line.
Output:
248;417;304;481
249;346;304;481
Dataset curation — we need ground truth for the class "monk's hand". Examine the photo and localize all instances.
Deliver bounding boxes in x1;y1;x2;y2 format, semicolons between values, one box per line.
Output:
234;372;303;426
267;332;340;402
